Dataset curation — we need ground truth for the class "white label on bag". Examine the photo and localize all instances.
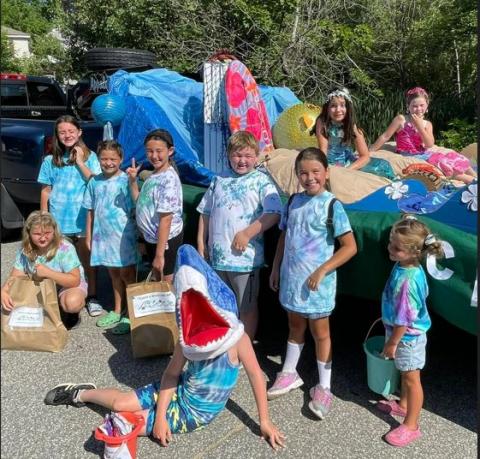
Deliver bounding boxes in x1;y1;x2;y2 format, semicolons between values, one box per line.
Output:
8;306;44;328
132;292;176;318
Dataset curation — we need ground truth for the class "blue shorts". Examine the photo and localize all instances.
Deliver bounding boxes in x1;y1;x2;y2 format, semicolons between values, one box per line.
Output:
394;334;427;372
135;382;161;435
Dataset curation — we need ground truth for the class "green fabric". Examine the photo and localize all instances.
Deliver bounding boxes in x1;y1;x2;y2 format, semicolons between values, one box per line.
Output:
96;311;121;328
182;185;477;335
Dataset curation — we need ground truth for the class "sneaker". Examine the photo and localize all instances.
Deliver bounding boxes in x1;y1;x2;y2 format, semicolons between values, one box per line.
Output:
377;399;407;417
267;371;304;400
96;311;121;328
308;385;333;419
385;424;422;447
44;383;96;407
86;297;104;317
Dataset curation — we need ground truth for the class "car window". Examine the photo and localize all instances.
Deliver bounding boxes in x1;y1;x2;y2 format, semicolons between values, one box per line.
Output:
27;82;64;106
0;83;28;106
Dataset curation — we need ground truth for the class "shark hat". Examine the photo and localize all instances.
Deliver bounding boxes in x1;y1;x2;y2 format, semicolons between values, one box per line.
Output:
174;244;244;361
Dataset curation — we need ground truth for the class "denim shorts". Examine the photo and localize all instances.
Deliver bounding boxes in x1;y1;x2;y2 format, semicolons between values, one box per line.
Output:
283;307;332;320
392;333;427;372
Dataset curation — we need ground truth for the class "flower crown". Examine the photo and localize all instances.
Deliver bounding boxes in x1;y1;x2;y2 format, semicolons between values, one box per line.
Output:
326;88;352;103
406;87;428;98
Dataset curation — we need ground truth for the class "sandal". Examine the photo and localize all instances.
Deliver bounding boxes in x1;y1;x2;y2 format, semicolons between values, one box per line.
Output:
96;311;121;328
111;317;131;335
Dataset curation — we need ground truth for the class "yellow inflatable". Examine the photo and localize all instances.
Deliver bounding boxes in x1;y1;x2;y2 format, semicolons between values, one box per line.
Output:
272;103;321;150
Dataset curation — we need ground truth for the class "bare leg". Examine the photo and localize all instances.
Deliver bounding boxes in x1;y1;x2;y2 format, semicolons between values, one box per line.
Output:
59;288;86;313
309;317;332;363
108;268;124;315
401;370;423;430
75;237;96;297
287;312;308;344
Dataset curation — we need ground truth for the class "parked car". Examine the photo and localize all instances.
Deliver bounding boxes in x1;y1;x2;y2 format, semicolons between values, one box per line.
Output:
0;48;156;238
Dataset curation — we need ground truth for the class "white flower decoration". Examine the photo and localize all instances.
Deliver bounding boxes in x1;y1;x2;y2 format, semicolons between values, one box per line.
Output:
385;181;409;200
461;183;477;212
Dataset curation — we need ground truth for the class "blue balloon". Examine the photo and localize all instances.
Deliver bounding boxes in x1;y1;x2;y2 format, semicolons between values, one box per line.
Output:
91;94;126;126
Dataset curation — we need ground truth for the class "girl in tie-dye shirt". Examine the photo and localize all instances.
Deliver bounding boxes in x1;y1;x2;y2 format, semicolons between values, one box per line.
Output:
378;215;444;447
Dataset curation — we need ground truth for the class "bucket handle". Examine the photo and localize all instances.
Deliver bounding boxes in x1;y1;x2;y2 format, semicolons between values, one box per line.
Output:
364;317;384;344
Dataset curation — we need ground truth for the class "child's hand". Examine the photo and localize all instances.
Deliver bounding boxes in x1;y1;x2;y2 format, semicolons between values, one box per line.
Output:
307;268;325;291
1;290;14;311
152;254;165;278
34;263;50;280
152;417;172;447
126;158;142;183
260;419;286;451
73;145;85;165
232;230;250;253
269;268;280;291
410;114;424;130
382;342;397;359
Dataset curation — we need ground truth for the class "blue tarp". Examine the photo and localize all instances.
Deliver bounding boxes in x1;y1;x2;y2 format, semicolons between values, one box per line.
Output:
109;68;300;187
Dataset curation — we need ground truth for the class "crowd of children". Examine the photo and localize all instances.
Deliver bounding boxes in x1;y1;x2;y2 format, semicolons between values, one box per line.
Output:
2;85;472;450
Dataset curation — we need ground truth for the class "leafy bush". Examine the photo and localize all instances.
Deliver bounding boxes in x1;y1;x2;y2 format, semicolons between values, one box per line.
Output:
438;119;476;151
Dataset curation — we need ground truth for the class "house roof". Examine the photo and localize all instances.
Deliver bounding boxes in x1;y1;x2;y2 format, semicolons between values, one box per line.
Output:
2;26;31;38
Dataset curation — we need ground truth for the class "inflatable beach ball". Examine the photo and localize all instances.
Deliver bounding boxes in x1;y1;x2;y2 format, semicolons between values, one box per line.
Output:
91;94;126;126
272;103;321;150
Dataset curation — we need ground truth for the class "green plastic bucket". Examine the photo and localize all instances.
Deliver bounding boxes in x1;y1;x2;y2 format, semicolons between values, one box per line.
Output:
363;319;400;397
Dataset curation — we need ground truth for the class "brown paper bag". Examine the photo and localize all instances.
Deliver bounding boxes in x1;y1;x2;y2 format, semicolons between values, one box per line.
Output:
126;272;178;358
1;276;68;352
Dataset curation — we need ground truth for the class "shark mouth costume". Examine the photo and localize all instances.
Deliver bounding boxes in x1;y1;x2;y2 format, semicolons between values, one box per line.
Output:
135;244;245;435
174;244;244;361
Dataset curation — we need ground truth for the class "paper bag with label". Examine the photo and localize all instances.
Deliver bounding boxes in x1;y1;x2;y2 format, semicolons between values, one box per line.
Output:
126;273;178;358
1;277;68;352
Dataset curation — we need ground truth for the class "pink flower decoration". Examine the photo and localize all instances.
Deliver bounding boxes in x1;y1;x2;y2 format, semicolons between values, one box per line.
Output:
246;108;261;140
226;71;247;108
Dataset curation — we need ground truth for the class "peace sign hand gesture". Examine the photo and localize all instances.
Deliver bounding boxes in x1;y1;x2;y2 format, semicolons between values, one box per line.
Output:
126;158;142;183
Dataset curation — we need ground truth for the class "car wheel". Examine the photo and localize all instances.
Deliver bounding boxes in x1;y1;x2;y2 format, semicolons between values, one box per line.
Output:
83;48;157;71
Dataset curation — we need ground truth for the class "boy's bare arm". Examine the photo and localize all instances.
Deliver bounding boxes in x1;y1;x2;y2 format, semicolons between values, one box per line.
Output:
232;213;280;252
197;214;209;258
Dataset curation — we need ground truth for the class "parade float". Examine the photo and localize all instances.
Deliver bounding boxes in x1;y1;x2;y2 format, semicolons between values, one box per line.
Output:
95;57;476;336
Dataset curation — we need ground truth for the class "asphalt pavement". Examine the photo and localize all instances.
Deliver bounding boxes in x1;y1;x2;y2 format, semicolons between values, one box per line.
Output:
1;232;477;458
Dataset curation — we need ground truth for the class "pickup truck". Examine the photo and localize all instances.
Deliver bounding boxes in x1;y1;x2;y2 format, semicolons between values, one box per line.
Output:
0;48;156;237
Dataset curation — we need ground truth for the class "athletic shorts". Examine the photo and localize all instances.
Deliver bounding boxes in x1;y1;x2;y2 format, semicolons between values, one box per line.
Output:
216;269;260;314
145;231;184;276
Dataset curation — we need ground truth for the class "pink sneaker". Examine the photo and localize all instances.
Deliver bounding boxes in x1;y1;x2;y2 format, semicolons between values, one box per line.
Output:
377;400;407;417
267;371;304;400
385;424;422;447
308;385;333;419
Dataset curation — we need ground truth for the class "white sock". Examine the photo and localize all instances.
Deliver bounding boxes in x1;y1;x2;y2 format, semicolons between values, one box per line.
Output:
317;360;332;390
73;389;84;403
282;341;304;373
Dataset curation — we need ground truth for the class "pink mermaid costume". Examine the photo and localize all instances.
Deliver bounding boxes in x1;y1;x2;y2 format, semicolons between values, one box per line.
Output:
395;122;471;177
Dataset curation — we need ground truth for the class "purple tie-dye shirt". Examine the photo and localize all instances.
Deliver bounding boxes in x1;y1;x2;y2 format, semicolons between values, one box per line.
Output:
381;263;431;341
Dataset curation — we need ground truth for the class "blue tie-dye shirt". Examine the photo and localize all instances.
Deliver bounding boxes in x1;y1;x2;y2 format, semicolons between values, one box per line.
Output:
37;152;101;234
136;351;240;435
82;172;138;268
196;169;282;272
382;263;431;341
327;123;357;167
279;191;352;315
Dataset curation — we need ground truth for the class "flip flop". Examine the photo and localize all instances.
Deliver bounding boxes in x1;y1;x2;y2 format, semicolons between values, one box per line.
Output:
111;317;131;335
96;311;121;328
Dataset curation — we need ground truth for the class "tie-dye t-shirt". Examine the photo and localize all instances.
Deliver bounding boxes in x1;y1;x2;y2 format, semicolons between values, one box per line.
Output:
279;191;352;315
136;351;240;435
381;263;431;341
14;239;86;283
37;152;101;235
196;169;282;272
135;167;183;244
82;172;138;267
